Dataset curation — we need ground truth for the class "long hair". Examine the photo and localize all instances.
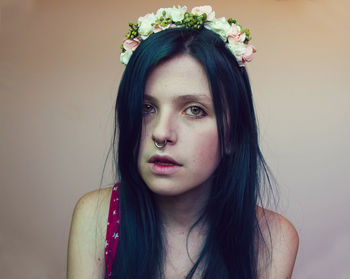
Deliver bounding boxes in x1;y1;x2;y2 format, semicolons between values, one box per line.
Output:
111;27;272;279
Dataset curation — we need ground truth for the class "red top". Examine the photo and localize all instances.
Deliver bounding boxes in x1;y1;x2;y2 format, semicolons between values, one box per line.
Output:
105;184;120;278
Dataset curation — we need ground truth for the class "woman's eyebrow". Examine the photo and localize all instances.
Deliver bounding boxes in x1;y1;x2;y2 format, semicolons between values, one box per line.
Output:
144;94;212;105
173;94;212;104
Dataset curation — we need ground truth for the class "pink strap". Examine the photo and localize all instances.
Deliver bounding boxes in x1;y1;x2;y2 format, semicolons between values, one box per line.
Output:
105;184;120;278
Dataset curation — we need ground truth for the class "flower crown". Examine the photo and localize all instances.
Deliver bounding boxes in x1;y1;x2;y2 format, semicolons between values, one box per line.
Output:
120;5;256;66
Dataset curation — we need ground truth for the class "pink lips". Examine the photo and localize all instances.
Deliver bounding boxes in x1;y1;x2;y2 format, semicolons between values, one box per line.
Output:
148;155;181;165
148;155;182;175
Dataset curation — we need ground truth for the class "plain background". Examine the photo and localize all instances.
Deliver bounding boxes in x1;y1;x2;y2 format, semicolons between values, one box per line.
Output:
1;0;349;278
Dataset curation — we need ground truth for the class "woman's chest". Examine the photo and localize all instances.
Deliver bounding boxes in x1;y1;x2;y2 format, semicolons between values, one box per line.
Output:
162;232;205;279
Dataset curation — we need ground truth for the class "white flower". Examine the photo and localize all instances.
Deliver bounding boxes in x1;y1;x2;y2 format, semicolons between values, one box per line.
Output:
156;8;167;18
204;17;231;41
227;41;246;62
191;5;215;20
120;6;255;66
155;7;172;18
155;6;187;22
138;12;157;39
120;50;133;65
167;6;187;22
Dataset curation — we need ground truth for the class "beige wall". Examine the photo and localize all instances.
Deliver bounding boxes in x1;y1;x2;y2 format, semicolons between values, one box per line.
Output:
1;0;349;278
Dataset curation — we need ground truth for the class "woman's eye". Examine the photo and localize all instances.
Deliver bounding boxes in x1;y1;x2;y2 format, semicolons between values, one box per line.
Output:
185;106;207;117
143;104;155;114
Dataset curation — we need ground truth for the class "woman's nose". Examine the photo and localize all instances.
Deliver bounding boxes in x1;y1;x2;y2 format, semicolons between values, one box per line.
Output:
151;110;177;146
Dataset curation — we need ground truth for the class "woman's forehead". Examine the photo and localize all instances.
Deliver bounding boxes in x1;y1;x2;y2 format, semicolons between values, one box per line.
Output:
145;54;211;99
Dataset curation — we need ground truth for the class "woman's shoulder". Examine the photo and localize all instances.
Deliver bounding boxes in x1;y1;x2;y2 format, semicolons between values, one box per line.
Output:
256;206;299;279
256;207;299;239
71;186;113;227
67;186;114;279
74;186;113;213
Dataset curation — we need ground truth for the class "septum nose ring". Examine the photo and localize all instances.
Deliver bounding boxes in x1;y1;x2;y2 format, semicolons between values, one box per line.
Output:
154;139;167;149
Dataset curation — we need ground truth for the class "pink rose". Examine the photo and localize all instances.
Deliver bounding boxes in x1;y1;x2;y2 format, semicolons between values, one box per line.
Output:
242;45;256;63
123;38;141;51
227;25;245;43
191;5;215;20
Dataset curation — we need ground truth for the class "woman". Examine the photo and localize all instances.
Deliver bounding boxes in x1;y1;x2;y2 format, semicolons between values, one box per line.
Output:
67;6;299;279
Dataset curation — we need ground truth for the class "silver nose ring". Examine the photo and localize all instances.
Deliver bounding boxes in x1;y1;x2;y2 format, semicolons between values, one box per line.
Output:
154;139;167;149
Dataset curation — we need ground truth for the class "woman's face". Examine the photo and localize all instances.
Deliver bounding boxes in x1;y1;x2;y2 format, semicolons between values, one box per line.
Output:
137;54;220;197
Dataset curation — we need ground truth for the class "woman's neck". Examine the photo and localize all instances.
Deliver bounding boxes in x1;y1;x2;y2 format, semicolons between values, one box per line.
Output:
153;178;212;232
154;181;211;279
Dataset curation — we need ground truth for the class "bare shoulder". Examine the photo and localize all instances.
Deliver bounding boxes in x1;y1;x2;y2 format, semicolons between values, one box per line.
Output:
70;187;113;238
72;187;112;221
67;186;113;279
256;207;299;279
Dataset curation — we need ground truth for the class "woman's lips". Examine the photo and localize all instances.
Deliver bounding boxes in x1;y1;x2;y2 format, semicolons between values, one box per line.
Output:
148;155;182;166
148;155;182;175
150;163;181;175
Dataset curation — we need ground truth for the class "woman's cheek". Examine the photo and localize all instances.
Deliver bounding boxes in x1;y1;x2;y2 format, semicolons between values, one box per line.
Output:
192;128;220;164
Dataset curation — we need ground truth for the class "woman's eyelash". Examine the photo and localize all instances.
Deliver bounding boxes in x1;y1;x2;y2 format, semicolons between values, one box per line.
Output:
184;106;207;118
143;104;155;114
143;104;207;118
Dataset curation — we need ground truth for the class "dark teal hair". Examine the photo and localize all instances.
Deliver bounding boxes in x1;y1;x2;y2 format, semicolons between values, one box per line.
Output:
111;27;272;279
